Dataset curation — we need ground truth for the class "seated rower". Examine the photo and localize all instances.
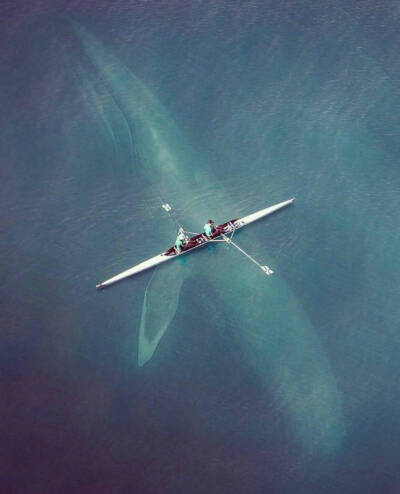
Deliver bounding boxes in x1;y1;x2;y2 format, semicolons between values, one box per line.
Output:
204;219;216;238
175;227;187;253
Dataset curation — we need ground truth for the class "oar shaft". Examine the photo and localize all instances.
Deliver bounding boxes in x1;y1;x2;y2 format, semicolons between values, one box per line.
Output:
224;236;261;267
222;234;273;275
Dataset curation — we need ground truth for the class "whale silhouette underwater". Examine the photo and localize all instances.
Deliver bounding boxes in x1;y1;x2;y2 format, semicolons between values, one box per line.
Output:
75;26;345;455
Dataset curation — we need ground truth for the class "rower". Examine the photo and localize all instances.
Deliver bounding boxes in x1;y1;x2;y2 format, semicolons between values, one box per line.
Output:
175;227;187;253
204;219;216;238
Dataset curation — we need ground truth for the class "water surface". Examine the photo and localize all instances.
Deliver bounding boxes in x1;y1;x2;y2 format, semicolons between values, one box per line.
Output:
2;1;400;493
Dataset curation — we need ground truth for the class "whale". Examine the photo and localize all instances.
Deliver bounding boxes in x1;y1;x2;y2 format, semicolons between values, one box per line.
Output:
75;25;345;454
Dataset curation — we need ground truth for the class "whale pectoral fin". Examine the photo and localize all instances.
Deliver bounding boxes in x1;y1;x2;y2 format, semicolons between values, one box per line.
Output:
138;261;187;367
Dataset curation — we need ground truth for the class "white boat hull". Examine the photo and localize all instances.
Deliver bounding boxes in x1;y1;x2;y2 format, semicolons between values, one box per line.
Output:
233;198;295;230
96;197;295;289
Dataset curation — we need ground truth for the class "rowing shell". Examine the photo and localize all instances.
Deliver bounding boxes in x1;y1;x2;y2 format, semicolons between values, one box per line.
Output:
96;198;295;289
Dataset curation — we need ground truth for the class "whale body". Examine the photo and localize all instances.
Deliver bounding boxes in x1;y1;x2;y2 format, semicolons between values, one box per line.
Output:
76;25;345;454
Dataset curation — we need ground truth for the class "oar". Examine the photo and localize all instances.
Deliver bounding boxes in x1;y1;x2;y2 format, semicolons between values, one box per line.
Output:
211;228;274;276
160;202;198;236
223;234;274;275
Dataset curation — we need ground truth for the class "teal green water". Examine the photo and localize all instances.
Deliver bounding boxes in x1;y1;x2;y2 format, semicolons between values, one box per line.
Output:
2;2;400;493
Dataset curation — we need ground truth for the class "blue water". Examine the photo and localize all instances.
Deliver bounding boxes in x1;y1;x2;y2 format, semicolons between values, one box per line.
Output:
2;1;400;493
